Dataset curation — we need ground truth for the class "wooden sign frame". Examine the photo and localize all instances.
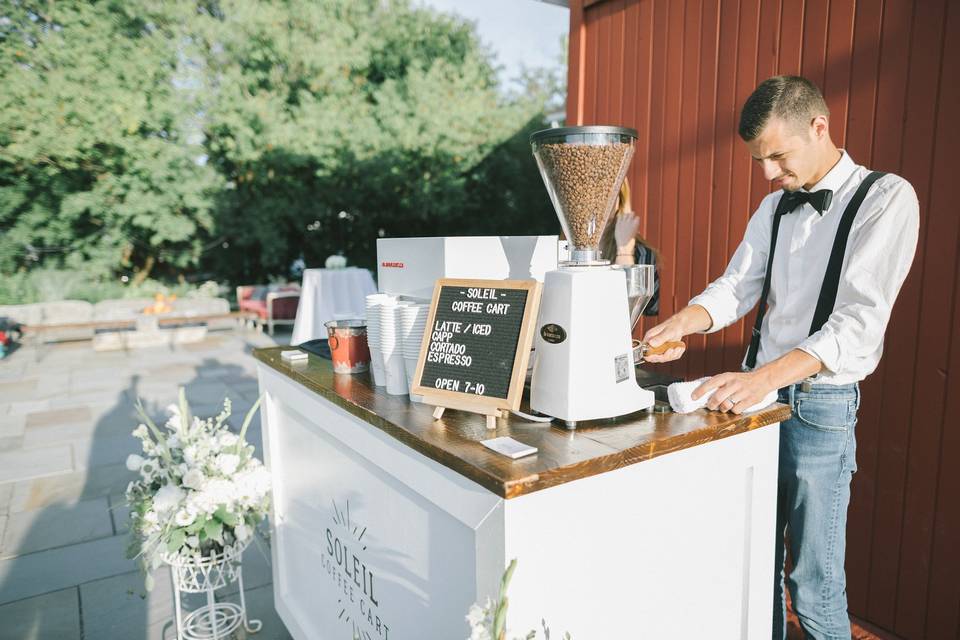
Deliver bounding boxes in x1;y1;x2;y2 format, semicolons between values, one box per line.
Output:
411;278;542;429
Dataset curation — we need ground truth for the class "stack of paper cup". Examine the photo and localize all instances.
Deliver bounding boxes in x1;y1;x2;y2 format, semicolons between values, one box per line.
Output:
379;300;408;395
364;293;394;386
399;304;430;393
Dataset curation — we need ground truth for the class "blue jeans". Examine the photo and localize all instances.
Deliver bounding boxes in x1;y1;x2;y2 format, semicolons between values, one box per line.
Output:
773;382;860;639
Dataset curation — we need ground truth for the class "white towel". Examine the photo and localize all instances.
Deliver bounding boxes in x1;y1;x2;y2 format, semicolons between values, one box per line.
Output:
667;377;779;414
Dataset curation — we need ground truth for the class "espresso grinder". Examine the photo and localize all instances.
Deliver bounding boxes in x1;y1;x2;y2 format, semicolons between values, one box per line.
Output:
528;126;655;428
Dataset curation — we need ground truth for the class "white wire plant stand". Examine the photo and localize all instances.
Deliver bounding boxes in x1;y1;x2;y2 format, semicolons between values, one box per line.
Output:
163;539;262;640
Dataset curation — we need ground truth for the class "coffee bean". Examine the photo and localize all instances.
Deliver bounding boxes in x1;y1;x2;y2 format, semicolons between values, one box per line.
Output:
535;142;634;252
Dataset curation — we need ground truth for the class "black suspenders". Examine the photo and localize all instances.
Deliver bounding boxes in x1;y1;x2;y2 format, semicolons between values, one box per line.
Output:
744;171;887;370
743;191;795;370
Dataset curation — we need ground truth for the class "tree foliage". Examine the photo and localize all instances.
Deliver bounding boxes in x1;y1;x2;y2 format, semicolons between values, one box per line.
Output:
0;0;561;289
0;1;222;282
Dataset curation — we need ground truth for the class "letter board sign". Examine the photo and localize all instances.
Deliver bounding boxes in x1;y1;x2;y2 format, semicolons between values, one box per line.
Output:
411;278;541;418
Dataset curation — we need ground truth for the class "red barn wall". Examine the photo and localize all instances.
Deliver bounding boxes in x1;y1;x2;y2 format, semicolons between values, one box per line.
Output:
566;1;960;637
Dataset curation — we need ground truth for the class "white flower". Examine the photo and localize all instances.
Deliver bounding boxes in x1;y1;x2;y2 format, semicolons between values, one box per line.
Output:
465;597;494;640
205;478;236;501
214;454;240;476
165;405;182;432
124;394;270;596
187;478;236;514
174;508;196;527
126;454;145;471
466;603;487;626
153;484;185;514
469;623;492;640
182;468;205;489
139;460;157;480
218;432;239;449
232;466;271;510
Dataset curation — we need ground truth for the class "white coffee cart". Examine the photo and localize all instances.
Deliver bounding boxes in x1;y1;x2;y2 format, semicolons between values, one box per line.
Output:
255;348;787;639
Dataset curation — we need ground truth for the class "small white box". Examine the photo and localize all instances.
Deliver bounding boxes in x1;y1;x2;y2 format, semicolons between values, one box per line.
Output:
281;349;308;363
376;236;558;300
480;436;538;460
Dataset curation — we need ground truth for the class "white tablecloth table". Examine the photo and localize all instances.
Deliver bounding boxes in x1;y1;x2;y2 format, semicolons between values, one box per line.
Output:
290;268;378;345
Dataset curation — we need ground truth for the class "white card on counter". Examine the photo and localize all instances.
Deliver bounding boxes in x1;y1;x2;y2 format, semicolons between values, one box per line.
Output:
481;437;537;460
281;349;308;362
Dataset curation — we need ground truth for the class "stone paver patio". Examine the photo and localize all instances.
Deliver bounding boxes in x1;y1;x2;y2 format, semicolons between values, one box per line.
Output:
0;329;294;640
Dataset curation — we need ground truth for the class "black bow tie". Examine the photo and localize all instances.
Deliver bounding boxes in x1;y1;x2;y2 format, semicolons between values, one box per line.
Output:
780;188;833;215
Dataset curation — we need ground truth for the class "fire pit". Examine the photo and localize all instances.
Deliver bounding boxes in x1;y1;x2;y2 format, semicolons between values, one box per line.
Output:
92;295;208;351
142;293;177;315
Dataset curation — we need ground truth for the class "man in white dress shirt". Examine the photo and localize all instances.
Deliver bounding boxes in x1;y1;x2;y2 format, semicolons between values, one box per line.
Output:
643;76;919;639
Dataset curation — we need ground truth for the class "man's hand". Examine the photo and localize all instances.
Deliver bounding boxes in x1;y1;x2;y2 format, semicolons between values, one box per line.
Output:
692;371;773;414
641;318;687;362
641;304;713;363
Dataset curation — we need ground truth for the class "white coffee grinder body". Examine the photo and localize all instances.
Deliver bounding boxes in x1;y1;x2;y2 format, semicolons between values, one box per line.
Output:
530;266;655;427
527;125;655;428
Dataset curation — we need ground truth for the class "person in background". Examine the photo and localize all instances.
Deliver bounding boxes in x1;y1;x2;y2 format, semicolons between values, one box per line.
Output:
290;254;306;280
641;75;919;638
599;177;660;316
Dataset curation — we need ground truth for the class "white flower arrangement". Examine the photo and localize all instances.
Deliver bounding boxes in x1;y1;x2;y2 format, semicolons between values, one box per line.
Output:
466;560;571;640
125;389;270;590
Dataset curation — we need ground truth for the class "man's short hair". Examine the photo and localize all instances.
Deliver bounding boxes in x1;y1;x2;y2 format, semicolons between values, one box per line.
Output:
738;76;829;141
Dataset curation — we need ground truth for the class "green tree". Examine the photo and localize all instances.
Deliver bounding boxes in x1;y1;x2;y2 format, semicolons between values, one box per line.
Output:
1;0;563;292
0;2;221;283
195;0;557;281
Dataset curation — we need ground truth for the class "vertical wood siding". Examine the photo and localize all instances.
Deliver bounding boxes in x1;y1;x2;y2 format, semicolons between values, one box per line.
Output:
566;1;960;637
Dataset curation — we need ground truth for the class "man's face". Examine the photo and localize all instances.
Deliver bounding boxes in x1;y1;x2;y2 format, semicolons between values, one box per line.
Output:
746;116;820;192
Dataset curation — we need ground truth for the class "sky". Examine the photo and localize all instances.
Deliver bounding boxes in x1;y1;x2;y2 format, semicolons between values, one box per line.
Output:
415;0;569;89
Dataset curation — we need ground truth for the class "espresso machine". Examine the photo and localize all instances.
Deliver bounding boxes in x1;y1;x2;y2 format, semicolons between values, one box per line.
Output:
528;126;656;428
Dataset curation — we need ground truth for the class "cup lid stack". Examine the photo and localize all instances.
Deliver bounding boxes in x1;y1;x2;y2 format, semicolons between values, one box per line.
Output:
400;303;430;360
365;293;395;386
400;303;430;400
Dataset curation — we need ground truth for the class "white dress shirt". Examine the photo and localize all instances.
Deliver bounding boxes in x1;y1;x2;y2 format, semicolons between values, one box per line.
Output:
689;151;919;385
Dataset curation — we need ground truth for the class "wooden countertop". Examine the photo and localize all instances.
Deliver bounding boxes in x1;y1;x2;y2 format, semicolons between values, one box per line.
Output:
254;347;790;499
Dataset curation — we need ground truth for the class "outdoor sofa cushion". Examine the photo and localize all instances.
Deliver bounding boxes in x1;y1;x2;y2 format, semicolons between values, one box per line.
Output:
240;299;268;319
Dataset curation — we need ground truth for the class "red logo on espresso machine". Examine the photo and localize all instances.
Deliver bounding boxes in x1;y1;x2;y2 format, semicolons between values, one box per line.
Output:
380;261;405;269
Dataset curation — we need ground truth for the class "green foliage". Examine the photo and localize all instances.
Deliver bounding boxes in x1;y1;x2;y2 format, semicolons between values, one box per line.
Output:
185;517;206;535
472;559;572;640
0;2;223;281
215;506;239;527
493;558;518;640
1;0;561;291
166;527;187;553
203;519;223;544
0;267;207;305
197;0;558;282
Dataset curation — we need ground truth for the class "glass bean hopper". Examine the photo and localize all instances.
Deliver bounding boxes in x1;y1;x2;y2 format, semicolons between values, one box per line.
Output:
530;126;638;265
